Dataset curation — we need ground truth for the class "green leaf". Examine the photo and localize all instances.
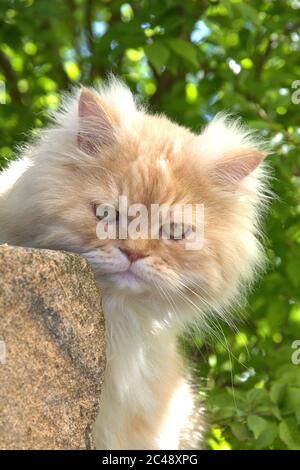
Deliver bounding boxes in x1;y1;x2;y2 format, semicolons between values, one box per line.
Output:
254;422;278;450
247;415;278;449
144;43;170;74
235;3;260;24
230;422;251;442
247;388;270;408
283;387;300;414
267;298;288;332
247;415;268;439
270;383;287;405
276;366;300;387
279;419;300;450
286;256;300;287
167;39;199;68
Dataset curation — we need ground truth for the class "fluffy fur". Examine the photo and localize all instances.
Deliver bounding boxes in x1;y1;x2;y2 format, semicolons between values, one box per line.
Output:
0;78;268;449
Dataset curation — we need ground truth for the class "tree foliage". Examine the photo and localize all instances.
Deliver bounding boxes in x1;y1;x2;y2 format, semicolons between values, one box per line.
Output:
0;0;300;450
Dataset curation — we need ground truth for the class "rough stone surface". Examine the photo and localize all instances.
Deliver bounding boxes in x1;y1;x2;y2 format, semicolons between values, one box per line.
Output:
0;245;106;450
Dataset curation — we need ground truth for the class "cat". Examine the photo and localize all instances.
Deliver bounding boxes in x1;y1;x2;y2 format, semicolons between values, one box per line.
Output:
0;78;268;449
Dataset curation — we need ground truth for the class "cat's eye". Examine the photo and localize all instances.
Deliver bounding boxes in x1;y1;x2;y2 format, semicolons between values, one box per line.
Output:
161;222;193;241
94;203;119;223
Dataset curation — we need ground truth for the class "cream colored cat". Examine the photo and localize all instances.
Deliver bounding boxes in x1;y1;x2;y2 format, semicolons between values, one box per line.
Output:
0;78;268;449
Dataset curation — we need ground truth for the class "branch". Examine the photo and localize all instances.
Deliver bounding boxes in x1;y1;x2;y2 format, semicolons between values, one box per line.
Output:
255;37;272;80
85;0;96;79
0;50;22;103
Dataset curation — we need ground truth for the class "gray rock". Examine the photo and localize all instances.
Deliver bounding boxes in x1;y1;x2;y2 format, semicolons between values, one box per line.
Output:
0;245;106;450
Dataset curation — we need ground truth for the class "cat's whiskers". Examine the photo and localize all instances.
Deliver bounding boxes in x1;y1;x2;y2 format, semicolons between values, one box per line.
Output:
153;278;181;325
175;277;251;377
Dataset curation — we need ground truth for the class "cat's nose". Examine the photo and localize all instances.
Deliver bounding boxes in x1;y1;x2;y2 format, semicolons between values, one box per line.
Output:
120;248;148;263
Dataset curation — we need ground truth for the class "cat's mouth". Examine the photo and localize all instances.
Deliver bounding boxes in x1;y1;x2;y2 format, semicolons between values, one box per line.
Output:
117;268;142;282
106;266;148;293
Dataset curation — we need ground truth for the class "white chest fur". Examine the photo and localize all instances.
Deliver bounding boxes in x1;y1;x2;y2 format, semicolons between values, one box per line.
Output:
92;298;195;450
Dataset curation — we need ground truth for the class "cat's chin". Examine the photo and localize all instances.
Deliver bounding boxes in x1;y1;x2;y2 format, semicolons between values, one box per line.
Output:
104;269;149;294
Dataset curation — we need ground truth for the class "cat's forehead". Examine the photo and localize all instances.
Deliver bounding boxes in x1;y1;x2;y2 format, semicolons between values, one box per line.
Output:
101;138;204;207
86;112;209;205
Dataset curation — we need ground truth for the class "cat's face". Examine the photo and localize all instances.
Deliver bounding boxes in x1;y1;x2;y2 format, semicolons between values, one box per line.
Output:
31;82;266;318
75;122;211;298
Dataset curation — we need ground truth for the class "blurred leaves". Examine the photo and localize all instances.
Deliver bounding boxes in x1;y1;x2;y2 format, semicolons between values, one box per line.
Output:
0;0;300;450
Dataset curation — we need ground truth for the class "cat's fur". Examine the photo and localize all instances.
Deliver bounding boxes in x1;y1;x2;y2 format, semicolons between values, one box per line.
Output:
0;78;268;449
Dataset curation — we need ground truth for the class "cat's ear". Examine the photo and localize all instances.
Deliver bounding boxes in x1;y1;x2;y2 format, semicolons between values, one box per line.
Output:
77;88;117;155
212;149;267;185
199;115;267;185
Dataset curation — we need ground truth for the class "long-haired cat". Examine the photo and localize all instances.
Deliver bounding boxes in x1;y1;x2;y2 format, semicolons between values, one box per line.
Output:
0;78;268;449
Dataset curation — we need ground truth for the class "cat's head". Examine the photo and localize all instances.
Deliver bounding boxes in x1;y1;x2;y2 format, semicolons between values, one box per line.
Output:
14;79;268;325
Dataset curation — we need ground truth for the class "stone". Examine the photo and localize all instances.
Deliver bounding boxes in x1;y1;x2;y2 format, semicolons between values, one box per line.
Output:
0;245;106;450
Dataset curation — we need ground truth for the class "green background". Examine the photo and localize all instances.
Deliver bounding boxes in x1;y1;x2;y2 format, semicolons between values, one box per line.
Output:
1;0;300;450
